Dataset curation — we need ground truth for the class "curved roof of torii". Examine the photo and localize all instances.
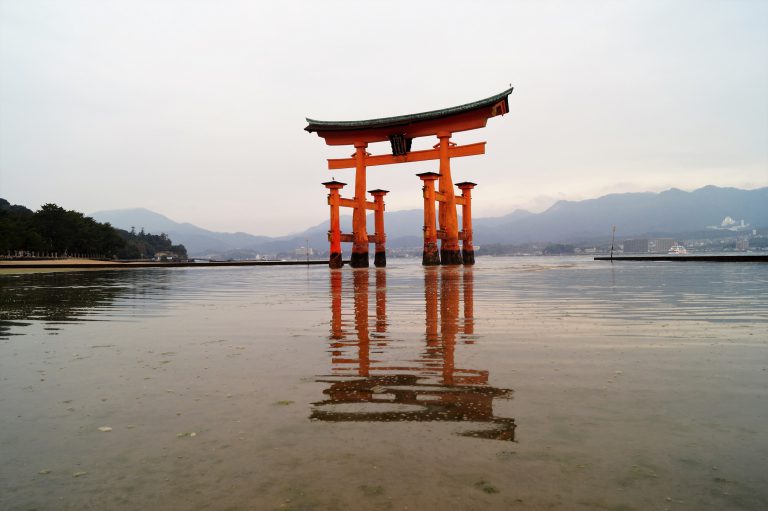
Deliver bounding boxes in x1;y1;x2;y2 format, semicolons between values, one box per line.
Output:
305;87;513;134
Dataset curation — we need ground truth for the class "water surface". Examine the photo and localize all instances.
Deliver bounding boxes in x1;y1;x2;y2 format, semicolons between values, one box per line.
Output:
1;257;766;510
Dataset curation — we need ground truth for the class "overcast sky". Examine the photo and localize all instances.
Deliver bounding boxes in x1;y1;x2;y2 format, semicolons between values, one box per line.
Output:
1;0;766;236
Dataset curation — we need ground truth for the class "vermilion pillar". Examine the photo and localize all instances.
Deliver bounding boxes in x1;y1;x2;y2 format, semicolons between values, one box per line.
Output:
369;189;389;267
457;182;476;265
437;132;462;265
323;180;346;268
351;142;369;268
417;172;441;266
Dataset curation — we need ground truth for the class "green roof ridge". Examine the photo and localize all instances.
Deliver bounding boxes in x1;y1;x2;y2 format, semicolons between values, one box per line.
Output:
305;87;513;132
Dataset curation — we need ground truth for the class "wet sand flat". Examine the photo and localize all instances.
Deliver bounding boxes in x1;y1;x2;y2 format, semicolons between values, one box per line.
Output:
1;257;766;510
0;258;329;269
0;258;117;266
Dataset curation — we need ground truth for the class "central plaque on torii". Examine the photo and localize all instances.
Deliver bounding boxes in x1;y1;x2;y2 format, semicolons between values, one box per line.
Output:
305;88;513;268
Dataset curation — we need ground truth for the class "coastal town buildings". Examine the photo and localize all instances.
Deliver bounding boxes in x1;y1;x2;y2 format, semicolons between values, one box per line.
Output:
622;239;649;253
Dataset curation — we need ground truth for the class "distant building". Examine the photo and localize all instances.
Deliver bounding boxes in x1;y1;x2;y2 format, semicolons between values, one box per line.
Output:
651;238;675;253
623;239;649;253
153;251;181;262
295;247;315;256
736;238;749;251
708;216;750;231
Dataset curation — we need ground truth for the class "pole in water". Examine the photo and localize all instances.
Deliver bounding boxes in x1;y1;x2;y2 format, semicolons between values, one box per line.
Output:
610;225;616;262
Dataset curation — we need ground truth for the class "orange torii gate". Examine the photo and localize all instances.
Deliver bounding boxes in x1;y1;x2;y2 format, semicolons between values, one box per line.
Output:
305;88;513;268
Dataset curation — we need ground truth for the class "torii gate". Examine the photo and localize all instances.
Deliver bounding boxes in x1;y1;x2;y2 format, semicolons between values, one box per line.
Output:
305;88;513;268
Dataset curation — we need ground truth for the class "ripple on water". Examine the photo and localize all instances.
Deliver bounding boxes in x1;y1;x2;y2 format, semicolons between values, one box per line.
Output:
1;258;766;339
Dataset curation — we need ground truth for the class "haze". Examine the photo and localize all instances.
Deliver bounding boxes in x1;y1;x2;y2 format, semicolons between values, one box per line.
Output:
1;0;766;236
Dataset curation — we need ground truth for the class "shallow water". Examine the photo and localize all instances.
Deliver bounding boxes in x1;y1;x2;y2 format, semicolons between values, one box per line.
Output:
1;257;767;510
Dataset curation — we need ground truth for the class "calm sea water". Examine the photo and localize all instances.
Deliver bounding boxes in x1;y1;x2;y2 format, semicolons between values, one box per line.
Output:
1;257;766;511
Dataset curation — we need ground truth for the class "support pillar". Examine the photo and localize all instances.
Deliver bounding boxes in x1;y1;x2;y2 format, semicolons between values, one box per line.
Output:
369;189;389;267
351;142;369;268
417;172;441;265
322;180;346;268
457;182;477;265
437;132;462;265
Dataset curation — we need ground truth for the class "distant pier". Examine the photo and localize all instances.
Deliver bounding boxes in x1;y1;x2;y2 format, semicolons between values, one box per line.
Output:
595;255;768;262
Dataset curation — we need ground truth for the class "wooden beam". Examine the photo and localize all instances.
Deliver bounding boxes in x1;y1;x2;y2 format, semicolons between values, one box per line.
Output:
328;142;486;170
435;193;464;205
338;198;378;210
332;233;378;243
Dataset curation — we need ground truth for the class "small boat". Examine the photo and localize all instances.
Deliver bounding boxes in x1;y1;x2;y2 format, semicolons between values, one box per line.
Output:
669;244;687;255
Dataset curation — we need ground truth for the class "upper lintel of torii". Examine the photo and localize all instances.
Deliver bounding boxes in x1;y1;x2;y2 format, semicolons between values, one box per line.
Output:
305;88;513;147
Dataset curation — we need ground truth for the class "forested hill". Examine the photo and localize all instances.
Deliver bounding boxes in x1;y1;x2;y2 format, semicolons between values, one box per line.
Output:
0;199;187;260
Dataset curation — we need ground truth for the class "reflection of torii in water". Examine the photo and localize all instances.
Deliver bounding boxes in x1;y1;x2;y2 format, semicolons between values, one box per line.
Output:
313;267;516;441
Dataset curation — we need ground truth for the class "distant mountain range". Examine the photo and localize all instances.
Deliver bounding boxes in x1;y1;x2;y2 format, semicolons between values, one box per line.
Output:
91;186;767;256
479;185;767;244
89;207;275;256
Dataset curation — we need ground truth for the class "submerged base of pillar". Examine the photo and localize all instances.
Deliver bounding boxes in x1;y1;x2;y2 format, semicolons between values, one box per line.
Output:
422;242;441;266
349;251;369;268
440;248;463;265
462;249;475;265
374;251;386;268
329;252;343;269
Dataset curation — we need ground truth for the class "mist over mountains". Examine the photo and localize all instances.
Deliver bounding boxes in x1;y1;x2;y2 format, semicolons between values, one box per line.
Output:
91;186;767;256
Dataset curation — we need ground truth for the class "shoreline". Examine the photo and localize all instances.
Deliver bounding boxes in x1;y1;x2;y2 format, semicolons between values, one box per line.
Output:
0;259;331;270
3;254;767;270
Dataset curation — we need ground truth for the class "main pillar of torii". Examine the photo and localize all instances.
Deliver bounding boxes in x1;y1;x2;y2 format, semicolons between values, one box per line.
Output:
306;88;513;267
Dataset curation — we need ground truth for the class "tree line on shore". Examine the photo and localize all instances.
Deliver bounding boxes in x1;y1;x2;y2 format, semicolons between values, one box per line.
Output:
0;198;187;260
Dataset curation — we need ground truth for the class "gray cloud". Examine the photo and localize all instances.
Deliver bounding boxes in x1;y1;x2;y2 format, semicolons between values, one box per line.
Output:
1;0;766;235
